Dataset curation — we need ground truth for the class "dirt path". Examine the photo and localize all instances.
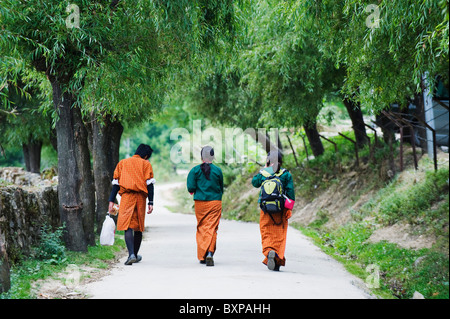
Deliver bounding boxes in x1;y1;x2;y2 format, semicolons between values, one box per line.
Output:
76;182;372;299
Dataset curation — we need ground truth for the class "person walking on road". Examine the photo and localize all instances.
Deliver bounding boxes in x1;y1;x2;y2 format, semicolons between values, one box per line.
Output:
187;146;224;266
252;151;295;271
108;144;155;265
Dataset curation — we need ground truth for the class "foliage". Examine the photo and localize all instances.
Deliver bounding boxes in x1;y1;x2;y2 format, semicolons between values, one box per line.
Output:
301;221;449;299
32;225;67;265
295;163;450;299
1;0;448;299
119;120;183;181
371;168;449;226
312;0;449;110
182;0;331;130
0;69;53;150
1;233;125;299
0;144;23;167
0;0;237;125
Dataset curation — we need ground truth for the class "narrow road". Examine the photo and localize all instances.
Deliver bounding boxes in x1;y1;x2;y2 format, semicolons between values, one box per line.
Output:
82;182;372;299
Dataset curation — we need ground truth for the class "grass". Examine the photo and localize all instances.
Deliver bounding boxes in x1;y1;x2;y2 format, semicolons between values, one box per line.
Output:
291;162;449;299
373;168;449;227
297;220;449;299
1;228;126;299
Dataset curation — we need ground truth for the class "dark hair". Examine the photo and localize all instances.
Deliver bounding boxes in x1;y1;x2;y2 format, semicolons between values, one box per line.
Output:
135;144;153;159
200;163;211;180
267;151;283;173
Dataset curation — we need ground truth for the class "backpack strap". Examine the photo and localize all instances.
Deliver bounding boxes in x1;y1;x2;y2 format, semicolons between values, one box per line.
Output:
260;169;272;178
274;168;286;177
260;168;286;178
268;211;284;225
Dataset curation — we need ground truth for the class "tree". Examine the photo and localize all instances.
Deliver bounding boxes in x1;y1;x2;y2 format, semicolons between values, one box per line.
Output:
309;0;448;153
0;69;53;173
313;0;448;111
0;1;163;250
182;0;330;156
1;0;237;250
80;0;237;232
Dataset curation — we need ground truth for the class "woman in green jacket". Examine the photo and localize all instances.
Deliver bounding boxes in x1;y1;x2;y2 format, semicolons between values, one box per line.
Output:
187;146;224;266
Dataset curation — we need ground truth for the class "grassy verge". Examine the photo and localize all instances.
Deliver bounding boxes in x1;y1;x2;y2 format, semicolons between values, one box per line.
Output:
1;227;126;299
295;220;448;299
296;161;449;299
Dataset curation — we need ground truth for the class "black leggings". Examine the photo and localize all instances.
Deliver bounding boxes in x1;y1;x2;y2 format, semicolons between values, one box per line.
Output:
124;229;143;257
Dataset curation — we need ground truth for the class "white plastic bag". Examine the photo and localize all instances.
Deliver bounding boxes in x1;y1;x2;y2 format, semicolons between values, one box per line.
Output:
100;215;116;246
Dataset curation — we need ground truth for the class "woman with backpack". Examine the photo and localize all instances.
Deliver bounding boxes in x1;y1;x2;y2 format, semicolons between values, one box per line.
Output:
187;146;224;266
252;151;295;271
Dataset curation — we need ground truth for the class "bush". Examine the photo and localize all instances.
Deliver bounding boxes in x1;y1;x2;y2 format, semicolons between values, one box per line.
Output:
33;225;67;265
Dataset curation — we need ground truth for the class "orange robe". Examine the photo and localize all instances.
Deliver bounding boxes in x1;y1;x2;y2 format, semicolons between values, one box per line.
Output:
194;200;222;261
113;155;154;232
259;208;291;266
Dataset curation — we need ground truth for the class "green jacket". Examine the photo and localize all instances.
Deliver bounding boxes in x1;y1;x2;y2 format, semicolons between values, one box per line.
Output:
252;168;295;202
187;163;224;201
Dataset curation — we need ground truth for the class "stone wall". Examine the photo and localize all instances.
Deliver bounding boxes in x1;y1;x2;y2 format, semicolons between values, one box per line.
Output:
0;167;59;293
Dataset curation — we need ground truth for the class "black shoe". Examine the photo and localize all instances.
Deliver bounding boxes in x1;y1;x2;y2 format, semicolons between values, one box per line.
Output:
200;260;206;264
205;252;214;266
267;250;276;271
135;255;142;263
125;254;137;265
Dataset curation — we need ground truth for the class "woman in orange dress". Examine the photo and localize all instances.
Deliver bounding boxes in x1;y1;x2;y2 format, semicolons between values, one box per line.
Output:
186;146;224;266
252;151;295;271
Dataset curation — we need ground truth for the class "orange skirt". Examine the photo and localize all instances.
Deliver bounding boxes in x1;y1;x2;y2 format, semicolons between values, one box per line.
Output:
194;200;222;261
117;192;147;232
259;209;290;267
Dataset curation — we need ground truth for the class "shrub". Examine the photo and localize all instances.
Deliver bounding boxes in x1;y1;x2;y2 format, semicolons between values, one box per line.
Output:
33;225;67;265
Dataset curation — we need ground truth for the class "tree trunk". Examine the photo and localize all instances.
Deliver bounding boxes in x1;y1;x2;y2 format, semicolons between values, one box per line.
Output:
22;140;42;173
415;89;428;153
73;108;96;246
304;119;324;157
92;119;111;233
343;98;369;149
108;118;124;176
49;128;58;152
50;79;87;252
91;114;123;233
376;113;396;145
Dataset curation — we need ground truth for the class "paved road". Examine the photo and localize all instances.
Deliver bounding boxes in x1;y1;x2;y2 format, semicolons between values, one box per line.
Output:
82;182;372;299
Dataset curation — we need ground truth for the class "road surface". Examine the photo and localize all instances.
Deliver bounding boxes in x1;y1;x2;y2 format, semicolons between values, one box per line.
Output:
82;182;372;299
